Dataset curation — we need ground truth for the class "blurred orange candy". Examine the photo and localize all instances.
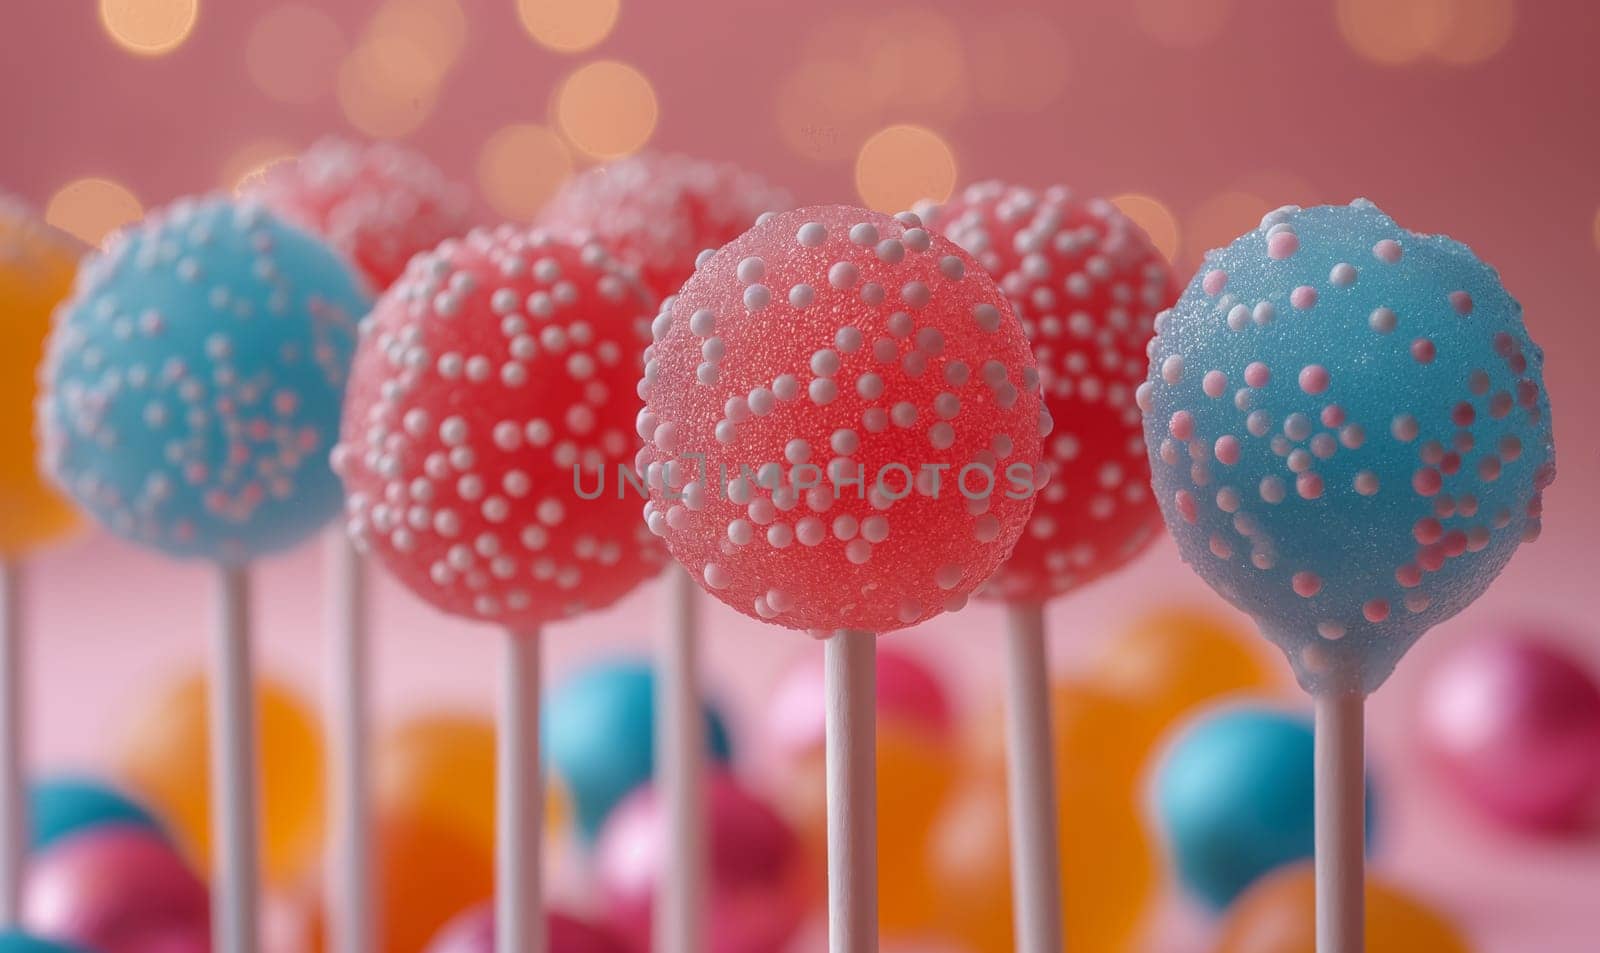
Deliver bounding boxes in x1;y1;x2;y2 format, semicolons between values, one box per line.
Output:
117;673;324;886
1213;863;1474;953
377;712;569;861
374;810;494;953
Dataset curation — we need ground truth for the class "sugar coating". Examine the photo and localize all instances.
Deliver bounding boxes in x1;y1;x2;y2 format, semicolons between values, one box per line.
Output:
639;205;1050;634
0;196;83;555
336;227;664;628
249;138;472;292
936;182;1177;603
1142;200;1555;694
37;196;370;564
537;153;792;300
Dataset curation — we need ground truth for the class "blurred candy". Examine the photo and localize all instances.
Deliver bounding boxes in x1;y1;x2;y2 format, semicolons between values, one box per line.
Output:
1154;705;1377;908
250;137;473;290
765;644;954;758
117;672;325;885
1090;606;1281;734
1143;200;1555;695
29;777;162;850
546;659;733;839
377;713;570;858
1420;634;1600;830
23;826;208;953
538;153;791;300
0;196;81;555
1212;863;1473;953
424;902;630;953
0;932;91;953
374;811;494;953
595;770;806;953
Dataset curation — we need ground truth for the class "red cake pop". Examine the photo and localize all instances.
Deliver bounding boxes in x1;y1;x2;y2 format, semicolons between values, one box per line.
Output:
251;138;472;291
538;153;791;300
638;205;1049;634
335;227;664;628
935;182;1177;602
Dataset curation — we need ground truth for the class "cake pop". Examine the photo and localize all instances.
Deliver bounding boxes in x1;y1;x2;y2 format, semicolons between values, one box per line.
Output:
1141;199;1554;951
38;194;369;953
249;138;472;292
250;137;471;953
639;204;1047;952
336;226;660;953
934;181;1176;953
0;196;82;925
541;154;789;953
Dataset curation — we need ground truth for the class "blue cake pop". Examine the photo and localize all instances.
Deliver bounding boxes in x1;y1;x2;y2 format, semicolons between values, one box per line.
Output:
38;196;369;563
1140;201;1554;695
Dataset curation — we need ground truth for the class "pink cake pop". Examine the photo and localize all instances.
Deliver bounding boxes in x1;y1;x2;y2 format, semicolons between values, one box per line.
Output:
639;204;1047;952
538;153;792;300
251;138;472;292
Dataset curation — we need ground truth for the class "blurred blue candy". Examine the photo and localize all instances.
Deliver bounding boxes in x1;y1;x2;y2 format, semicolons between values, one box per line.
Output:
38;195;370;564
0;931;92;953
1141;200;1555;694
1153;705;1377;909
545;659;733;839
30;777;162;850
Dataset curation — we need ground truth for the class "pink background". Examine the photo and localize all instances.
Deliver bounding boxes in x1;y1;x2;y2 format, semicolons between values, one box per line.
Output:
5;1;1600;951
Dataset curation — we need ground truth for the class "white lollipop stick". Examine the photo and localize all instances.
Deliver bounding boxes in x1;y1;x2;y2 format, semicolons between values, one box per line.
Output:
1002;602;1064;953
656;567;704;953
1315;691;1366;953
825;629;877;953
327;534;372;953
210;565;261;953
497;629;545;953
0;559;25;925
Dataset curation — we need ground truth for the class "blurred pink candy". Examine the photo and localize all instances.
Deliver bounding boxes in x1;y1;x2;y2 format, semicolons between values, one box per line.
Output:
595;771;806;953
1420;633;1600;831
23;825;209;953
424;903;629;953
765;645;953;756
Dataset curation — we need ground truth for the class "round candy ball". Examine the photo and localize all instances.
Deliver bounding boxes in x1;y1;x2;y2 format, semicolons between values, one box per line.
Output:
29;778;162;851
538;153;792;301
37;196;370;564
1212;862;1472;953
1420;633;1600;830
546;659;732;839
23;826;208;953
764;643;954;757
117;672;324;885
594;770;807;953
0;932;91;953
337;228;663;628
0;197;81;556
1154;705;1377;909
373;811;494;953
639;205;1050;633
424;903;630;953
1141;200;1556;695
936;182;1177;602
250;137;473;291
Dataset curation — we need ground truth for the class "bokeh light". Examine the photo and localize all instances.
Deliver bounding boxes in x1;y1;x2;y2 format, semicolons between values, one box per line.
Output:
246;4;345;105
1337;0;1452;65
335;0;465;140
854;124;958;213
98;0;199;57
554;60;659;160
477;123;573;219
775;60;879;162
1111;192;1181;264
221;139;295;192
44;177;143;246
1134;0;1237;48
1433;0;1516;64
1186;190;1272;262
969;13;1070;112
517;0;619;53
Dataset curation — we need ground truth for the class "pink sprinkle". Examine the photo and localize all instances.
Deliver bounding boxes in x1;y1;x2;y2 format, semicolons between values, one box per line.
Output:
1499;435;1522;460
1296;472;1324;499
1203;269;1228;296
1290;286;1317;309
1214;435;1241;465
1244;361;1270;388
1298;364;1330;394
1478;456;1502;481
1412;468;1442;496
1176;490;1198;524
1373;239;1402;263
1292;572;1322;597
1268;231;1299;260
1411;338;1436;363
1414;517;1442;544
1451;402;1475;426
1354;471;1379;495
1363;599;1390;623
1449;290;1473;315
1169;410;1195;440
1321;405;1346;427
1202;370;1227;398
